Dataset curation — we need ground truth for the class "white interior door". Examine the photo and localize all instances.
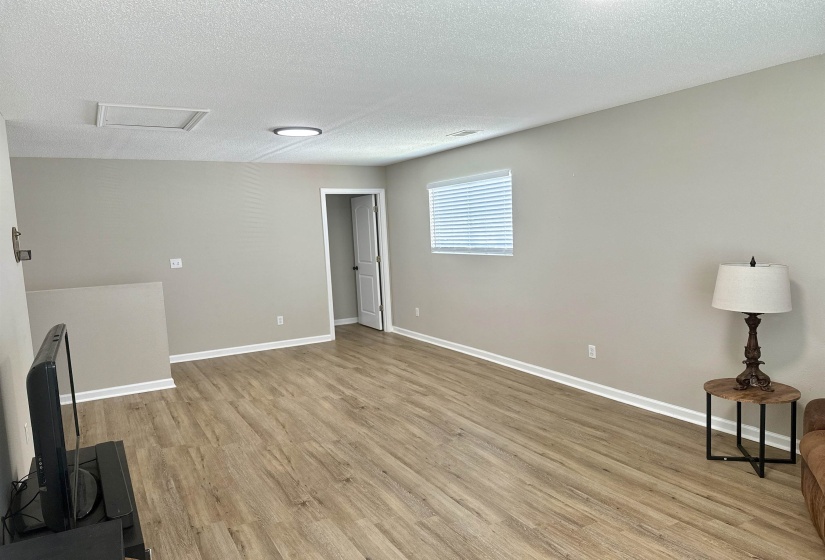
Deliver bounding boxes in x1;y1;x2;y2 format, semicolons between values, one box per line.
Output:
351;195;383;330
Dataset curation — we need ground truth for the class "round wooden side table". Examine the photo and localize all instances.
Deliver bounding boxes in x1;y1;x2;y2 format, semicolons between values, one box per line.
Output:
704;378;800;478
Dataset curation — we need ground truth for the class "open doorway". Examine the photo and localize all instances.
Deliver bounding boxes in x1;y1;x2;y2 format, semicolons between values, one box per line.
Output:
320;188;393;339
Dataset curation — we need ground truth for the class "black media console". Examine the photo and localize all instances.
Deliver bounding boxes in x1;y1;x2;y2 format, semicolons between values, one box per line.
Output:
10;440;148;559
0;519;124;560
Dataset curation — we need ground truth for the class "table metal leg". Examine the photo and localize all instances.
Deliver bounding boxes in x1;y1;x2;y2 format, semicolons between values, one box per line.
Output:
706;392;712;459
758;404;766;478
791;400;798;463
706;395;797;477
736;401;742;446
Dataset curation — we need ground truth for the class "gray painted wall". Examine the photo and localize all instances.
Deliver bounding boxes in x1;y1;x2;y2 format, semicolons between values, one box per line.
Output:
0;116;35;508
326;194;358;321
27;283;172;394
12;159;385;355
385;55;825;436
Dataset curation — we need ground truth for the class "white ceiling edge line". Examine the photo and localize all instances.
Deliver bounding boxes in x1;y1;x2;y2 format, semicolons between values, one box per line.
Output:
96;102;211;132
382;56;825;166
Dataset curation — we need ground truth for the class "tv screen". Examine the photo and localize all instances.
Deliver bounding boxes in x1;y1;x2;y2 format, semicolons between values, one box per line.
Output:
26;323;81;532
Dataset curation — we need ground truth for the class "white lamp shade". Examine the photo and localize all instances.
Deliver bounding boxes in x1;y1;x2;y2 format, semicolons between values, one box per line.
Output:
711;263;791;313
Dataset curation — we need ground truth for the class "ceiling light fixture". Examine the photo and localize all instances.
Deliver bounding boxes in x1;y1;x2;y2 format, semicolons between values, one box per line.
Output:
273;127;322;137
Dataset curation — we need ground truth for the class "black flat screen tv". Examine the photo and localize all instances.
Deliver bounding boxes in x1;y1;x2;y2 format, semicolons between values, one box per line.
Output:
26;323;81;532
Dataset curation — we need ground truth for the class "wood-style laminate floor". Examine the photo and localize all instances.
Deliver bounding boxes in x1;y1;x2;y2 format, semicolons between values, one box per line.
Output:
76;325;823;559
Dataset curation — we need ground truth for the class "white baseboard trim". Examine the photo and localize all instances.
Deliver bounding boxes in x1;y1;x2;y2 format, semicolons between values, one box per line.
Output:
393;327;798;453
61;378;176;405
169;334;333;364
334;318;359;326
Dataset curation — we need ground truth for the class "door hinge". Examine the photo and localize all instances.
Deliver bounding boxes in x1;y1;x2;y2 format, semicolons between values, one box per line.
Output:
376;255;381;263
379;304;384;312
372;206;378;213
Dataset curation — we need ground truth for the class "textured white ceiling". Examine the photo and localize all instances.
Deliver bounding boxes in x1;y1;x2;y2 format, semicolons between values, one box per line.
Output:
0;1;823;165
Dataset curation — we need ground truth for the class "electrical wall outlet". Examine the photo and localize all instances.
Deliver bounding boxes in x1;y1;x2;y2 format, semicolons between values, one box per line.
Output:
170;258;183;269
277;316;284;326
588;345;596;359
415;307;420;317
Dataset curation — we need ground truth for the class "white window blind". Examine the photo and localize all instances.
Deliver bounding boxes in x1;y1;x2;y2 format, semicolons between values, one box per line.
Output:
427;169;513;256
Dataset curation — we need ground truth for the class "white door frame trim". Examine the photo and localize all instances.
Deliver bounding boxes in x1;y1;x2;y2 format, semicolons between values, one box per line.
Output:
320;188;393;339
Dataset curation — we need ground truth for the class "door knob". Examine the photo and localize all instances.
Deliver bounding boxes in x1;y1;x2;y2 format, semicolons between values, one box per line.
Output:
352;266;359;271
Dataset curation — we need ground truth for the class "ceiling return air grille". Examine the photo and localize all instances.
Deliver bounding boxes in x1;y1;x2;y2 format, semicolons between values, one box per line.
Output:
96;103;210;131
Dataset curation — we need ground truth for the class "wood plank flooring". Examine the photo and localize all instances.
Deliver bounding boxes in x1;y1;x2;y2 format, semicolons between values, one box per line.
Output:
76;325;823;559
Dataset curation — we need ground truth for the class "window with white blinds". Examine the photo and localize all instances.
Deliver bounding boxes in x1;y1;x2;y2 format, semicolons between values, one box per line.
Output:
427;169;513;256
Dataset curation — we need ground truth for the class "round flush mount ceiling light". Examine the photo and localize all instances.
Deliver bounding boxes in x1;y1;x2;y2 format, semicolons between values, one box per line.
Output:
273;127;322;137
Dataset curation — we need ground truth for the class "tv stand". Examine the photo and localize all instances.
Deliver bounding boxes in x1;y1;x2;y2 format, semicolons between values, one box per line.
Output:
1;519;125;560
10;441;148;560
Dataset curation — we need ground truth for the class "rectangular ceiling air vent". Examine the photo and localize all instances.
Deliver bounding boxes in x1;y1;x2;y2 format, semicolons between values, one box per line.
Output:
96;103;210;131
447;129;482;137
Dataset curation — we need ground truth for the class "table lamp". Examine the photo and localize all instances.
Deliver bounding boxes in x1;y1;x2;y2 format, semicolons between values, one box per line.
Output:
711;257;791;392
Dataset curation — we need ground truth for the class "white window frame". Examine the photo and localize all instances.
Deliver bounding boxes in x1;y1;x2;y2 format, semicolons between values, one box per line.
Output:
427;169;513;256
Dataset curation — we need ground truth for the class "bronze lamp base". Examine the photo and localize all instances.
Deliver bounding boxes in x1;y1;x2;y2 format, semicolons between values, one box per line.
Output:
734;313;773;392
